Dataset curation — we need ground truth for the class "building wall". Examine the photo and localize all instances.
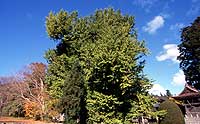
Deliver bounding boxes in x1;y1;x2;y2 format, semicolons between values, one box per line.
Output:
185;117;200;124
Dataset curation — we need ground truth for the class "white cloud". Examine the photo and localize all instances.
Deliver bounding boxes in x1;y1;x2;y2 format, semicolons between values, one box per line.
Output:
170;23;185;30
171;70;186;86
149;83;166;95
143;16;165;34
156;44;180;63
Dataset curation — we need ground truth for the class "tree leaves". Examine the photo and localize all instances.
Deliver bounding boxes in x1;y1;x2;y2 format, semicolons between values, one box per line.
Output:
178;16;200;89
45;8;163;123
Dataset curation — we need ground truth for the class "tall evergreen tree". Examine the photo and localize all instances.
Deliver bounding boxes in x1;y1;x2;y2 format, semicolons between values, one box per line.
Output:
45;8;165;124
178;17;200;89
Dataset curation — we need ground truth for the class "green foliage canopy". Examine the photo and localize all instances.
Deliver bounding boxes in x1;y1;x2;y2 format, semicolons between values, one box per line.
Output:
45;10;80;98
45;8;164;124
60;61;86;124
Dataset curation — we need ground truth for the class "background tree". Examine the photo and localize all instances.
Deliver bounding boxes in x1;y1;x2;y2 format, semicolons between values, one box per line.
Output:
45;8;165;123
166;90;172;97
15;62;48;120
0;77;24;117
0;63;56;121
178;17;200;89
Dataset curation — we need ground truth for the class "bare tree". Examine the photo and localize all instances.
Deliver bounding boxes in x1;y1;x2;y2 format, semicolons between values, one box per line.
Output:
14;62;48;120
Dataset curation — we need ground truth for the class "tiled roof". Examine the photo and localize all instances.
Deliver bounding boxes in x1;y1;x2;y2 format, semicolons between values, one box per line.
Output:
173;92;200;100
172;83;200;100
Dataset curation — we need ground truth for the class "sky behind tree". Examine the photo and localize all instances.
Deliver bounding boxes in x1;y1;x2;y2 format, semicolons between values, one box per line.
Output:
0;0;200;95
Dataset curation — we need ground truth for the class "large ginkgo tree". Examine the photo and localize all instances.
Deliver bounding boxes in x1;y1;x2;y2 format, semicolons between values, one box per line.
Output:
45;8;164;124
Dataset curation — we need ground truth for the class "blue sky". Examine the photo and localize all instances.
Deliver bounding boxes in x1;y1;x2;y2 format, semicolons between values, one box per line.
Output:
0;0;200;95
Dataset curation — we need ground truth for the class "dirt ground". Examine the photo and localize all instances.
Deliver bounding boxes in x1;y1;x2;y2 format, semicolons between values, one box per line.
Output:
0;117;61;124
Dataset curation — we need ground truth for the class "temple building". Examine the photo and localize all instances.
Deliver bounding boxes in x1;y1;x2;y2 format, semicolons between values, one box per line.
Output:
172;83;200;123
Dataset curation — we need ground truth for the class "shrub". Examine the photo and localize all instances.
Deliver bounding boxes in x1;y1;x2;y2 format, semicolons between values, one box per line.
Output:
158;100;185;124
24;101;41;120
